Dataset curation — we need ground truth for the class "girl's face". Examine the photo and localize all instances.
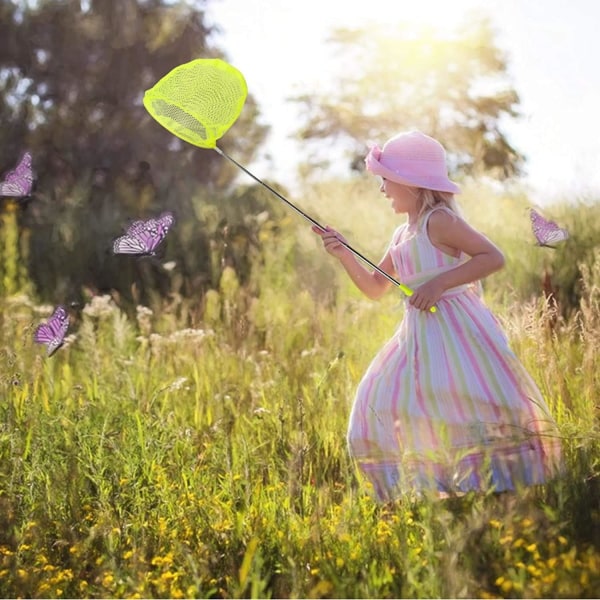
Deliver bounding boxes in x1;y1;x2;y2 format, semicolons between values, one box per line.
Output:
379;178;419;214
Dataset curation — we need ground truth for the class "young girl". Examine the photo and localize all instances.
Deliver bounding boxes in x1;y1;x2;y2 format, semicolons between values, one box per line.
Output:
313;130;562;501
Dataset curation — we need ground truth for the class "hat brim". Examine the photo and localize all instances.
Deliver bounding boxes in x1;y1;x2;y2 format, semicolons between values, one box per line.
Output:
365;149;461;194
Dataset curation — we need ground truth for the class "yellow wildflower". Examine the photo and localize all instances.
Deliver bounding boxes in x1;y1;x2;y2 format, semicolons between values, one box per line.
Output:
527;565;541;577
521;518;533;528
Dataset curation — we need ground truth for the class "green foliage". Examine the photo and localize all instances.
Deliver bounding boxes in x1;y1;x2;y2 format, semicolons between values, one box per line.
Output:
292;15;523;180
12;179;291;311
0;201;33;296
301;178;600;314
0;213;598;598
0;0;268;193
0;0;272;305
458;186;600;314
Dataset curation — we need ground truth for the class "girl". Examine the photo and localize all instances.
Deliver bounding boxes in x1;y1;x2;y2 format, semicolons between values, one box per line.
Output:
313;131;562;500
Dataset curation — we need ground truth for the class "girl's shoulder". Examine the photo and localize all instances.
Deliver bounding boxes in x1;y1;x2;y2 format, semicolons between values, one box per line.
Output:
390;222;409;245
421;206;460;233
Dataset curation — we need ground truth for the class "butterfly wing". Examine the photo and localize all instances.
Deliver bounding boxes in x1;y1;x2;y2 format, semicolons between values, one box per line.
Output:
34;305;69;356
158;212;175;230
146;212;174;253
138;218;163;254
113;220;154;254
0;152;33;197
529;209;569;247
113;212;174;255
541;227;569;246
125;219;146;235
113;228;149;255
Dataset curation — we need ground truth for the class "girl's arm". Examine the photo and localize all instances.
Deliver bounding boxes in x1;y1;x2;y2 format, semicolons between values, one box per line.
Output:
408;210;505;311
312;225;395;299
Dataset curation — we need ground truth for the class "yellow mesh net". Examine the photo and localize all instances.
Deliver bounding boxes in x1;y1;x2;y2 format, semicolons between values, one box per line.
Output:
143;58;248;148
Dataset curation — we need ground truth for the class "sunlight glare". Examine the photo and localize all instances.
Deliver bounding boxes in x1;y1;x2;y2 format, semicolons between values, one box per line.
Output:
321;0;489;31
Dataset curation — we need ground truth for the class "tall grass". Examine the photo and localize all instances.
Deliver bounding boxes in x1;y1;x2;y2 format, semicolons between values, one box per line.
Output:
0;184;599;598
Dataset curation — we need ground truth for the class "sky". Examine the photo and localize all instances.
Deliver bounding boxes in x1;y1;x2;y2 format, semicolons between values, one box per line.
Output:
205;0;600;203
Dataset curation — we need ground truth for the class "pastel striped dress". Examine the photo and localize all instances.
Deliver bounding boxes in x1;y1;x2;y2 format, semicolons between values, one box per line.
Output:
347;208;562;500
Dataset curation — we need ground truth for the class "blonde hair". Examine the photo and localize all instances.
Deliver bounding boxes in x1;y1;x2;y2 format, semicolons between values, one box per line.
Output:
414;188;460;224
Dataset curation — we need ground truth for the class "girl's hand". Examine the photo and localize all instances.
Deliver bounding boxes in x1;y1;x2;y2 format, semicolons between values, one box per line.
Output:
312;225;349;259
409;278;445;312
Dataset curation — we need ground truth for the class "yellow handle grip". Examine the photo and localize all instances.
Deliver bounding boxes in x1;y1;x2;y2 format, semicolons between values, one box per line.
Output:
398;283;437;313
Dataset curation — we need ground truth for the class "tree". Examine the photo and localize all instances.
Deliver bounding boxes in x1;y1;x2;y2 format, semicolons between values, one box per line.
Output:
0;0;267;193
292;15;523;181
0;0;272;307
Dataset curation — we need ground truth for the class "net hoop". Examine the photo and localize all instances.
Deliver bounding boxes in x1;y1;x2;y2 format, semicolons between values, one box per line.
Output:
143;58;248;148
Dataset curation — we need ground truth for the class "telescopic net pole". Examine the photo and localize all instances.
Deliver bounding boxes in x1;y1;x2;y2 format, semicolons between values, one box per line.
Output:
214;146;408;291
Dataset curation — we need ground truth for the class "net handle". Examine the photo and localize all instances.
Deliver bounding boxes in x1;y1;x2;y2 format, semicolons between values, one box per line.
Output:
214;147;436;312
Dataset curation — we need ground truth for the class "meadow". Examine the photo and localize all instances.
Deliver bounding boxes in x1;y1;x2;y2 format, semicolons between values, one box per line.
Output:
0;181;599;598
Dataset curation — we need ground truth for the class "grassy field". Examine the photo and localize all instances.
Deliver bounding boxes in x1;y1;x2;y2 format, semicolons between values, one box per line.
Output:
0;183;599;598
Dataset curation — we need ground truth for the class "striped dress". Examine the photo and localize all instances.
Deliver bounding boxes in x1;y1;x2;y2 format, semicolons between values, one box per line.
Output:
347;208;562;500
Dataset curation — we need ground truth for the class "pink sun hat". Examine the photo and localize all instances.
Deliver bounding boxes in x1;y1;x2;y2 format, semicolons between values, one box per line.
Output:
365;130;461;194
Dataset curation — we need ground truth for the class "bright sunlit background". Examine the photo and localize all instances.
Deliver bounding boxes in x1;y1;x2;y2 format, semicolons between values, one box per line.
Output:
206;0;600;204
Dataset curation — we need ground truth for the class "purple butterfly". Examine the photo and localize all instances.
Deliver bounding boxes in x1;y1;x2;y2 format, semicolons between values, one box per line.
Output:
34;305;70;357
113;212;175;256
0;152;34;197
529;208;569;248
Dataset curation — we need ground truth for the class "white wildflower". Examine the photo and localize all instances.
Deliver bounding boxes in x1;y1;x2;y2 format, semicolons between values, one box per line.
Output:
167;377;189;392
33;303;56;316
83;295;117;318
136;305;153;336
253;407;271;416
300;348;317;358
136;305;153;318
6;294;34;308
149;333;164;345
62;334;77;349
168;328;209;341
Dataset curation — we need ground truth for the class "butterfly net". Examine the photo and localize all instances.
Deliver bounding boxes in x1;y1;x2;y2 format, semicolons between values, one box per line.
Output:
143;58;248;148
